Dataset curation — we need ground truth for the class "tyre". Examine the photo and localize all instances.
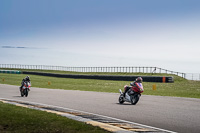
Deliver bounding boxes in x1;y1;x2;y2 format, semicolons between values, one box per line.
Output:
25;89;28;97
130;94;140;105
21;91;24;97
20;88;24;97
119;95;125;104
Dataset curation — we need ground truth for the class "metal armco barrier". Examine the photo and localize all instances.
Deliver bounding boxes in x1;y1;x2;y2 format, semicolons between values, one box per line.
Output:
22;71;174;83
0;64;185;78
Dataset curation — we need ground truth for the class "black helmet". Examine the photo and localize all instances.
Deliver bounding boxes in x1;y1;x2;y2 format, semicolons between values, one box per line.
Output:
136;77;142;83
25;76;30;80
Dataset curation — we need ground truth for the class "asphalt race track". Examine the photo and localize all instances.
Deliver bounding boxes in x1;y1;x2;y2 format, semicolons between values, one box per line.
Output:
1;84;200;133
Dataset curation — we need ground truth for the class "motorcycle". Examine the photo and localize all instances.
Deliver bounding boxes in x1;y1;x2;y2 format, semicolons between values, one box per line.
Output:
118;82;144;105
20;81;31;97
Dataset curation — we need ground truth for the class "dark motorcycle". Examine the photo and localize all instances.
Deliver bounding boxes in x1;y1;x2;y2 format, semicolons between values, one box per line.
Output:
20;81;31;97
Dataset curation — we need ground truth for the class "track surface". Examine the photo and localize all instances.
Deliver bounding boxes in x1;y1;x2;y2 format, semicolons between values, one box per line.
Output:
1;84;200;133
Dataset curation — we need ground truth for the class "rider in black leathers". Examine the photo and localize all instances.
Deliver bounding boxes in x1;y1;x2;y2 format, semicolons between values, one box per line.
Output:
20;76;31;91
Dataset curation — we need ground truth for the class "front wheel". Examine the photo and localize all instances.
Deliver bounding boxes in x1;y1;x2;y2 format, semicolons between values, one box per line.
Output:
24;88;29;97
130;94;140;105
119;95;125;104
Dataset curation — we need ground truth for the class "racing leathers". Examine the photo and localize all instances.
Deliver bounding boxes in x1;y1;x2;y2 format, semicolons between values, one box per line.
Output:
20;77;31;91
123;81;143;97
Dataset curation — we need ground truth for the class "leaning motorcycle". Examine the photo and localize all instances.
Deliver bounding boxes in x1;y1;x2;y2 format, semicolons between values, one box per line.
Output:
118;83;144;105
20;81;31;97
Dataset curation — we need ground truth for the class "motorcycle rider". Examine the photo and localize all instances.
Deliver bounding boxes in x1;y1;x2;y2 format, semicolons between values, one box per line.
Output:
123;77;143;97
20;76;31;91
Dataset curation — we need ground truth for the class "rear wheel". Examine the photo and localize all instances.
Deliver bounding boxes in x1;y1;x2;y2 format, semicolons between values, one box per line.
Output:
119;95;125;104
21;91;24;97
20;89;24;97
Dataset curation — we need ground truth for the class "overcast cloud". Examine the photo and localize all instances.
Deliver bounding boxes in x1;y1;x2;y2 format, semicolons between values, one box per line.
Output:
0;0;200;73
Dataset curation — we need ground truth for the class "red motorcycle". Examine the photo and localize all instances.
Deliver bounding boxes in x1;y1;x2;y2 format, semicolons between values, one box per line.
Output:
119;82;144;105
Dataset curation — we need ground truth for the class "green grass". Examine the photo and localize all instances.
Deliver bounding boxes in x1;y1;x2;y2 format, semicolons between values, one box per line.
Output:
0;70;200;98
0;102;109;133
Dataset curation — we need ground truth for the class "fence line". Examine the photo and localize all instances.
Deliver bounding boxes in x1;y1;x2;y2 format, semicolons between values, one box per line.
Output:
185;73;200;81
0;64;187;77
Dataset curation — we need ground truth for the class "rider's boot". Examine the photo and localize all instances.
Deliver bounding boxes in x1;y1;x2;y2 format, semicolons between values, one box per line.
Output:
123;92;126;98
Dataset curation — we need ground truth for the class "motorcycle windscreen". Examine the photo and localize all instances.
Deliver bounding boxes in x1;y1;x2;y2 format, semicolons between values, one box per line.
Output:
133;83;144;93
138;83;144;93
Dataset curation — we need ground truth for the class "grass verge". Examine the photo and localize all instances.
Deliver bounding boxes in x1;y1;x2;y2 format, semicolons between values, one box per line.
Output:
0;101;109;133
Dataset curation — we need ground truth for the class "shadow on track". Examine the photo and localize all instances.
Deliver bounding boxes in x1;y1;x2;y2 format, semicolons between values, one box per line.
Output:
13;96;23;98
116;103;135;106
